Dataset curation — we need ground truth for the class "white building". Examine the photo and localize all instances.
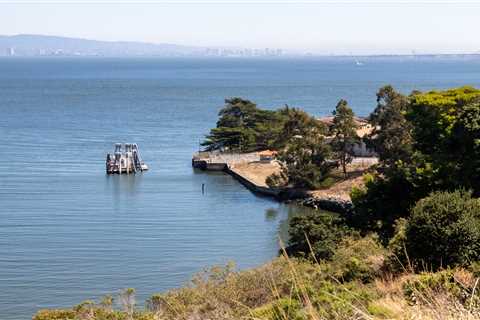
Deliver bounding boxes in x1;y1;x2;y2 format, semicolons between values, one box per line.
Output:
318;116;377;157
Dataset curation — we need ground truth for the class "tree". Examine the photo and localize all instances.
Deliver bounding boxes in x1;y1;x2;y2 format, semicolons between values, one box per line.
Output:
367;85;413;166
202;98;259;151
267;134;334;190
202;98;287;152
407;86;480;193
331;99;358;178
275;107;322;148
405;190;480;270
352;86;480;243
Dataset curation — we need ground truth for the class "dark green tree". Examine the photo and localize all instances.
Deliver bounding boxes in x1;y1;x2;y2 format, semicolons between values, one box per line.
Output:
202;98;287;152
275;107;322;148
367;85;413;167
331;99;358;178
267;125;334;190
352;86;480;243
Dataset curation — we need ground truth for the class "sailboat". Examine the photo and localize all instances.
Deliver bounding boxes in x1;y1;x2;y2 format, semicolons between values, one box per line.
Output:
355;58;364;66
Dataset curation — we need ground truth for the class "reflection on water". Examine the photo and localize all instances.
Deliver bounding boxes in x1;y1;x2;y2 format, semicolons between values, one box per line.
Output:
264;207;279;221
105;173;145;195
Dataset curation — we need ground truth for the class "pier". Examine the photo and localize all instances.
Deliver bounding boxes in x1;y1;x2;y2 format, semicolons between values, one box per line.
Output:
106;143;148;174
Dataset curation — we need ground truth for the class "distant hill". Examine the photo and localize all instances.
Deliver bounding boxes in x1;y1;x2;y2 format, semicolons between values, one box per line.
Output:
0;34;209;57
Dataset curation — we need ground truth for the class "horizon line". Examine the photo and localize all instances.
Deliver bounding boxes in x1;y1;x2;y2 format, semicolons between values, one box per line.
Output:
2;33;480;56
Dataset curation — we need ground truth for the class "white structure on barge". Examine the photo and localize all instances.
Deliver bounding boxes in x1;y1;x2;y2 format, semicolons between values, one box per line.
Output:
106;143;148;174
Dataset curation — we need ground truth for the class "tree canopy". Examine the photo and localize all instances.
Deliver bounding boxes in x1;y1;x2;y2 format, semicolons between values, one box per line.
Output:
202;98;287;152
331;99;358;177
353;86;480;242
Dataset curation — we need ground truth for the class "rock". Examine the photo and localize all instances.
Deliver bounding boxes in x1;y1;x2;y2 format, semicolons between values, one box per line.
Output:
298;196;353;215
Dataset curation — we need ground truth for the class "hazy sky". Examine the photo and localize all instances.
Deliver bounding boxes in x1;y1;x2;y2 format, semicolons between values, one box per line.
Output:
1;1;480;54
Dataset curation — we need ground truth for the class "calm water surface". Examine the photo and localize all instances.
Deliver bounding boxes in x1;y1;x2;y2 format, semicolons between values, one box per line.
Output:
1;57;480;319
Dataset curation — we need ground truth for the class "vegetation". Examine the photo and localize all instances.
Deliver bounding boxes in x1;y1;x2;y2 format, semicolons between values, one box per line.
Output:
201;98;289;152
34;237;480;320
330;99;359;178
405;190;480;270
266;130;334;189
367;85;412;166
353;86;480;241
285;213;351;260
35;86;480;319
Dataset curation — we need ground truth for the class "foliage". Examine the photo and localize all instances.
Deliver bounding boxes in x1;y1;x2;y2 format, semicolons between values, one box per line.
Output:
327;234;386;283
269;133;335;189
406;86;480;193
349;170;418;242
352;86;480;245
275;106;325;147
34;236;480;320
266;112;335;189
202;98;287;152
403;269;480;306
384;218;409;273
285;213;351;261
405;190;480;270
251;298;304;320
367;85;413;166
330;99;359;177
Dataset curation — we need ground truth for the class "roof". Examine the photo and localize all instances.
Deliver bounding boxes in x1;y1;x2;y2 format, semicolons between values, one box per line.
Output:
317;116;373;138
258;150;278;156
317;116;369;127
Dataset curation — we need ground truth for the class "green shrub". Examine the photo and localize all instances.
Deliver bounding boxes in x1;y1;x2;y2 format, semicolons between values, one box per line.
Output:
328;234;386;283
286;213;350;261
367;302;396;319
405;190;480;270
33;309;75;320
384;218;409;273
310;280;376;319
316;176;337;189
402;269;479;307
252;298;304;320
348;170;419;243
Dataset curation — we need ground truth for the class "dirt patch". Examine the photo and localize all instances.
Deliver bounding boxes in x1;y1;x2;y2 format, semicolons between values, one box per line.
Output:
230;161;281;187
231;160;371;200
309;169;368;201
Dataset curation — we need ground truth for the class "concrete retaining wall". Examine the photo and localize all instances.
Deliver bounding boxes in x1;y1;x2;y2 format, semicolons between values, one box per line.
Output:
192;155;353;214
227;167;281;197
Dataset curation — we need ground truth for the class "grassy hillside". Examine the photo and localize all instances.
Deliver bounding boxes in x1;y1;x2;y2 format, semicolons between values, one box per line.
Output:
34;235;480;320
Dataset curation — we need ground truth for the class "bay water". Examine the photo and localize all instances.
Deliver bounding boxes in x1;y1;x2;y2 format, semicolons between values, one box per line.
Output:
1;57;480;319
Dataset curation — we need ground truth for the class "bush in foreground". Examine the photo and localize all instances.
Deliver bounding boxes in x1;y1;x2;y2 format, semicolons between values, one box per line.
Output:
405;190;480;270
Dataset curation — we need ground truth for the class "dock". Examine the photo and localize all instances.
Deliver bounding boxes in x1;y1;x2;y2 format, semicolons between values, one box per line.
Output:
106;143;148;174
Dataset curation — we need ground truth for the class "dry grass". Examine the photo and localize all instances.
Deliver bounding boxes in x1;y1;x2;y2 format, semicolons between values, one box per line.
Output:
33;236;480;320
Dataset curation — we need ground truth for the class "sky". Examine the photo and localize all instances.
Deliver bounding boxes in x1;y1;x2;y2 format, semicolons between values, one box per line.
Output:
1;0;480;54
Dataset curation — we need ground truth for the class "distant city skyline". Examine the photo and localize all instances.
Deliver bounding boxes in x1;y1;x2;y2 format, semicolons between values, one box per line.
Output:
1;1;480;54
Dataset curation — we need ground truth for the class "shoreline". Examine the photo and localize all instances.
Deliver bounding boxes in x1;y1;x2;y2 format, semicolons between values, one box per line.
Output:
192;152;360;215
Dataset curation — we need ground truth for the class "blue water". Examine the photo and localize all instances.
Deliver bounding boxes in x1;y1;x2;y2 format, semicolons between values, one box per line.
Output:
1;57;480;320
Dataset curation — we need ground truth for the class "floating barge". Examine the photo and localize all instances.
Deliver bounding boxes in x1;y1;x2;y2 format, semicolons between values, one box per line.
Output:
106;143;148;174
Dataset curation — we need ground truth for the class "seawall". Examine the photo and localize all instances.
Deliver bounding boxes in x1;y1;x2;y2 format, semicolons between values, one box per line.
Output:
192;153;353;215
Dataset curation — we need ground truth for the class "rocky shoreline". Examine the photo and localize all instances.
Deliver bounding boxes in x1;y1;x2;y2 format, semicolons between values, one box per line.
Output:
295;196;354;214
